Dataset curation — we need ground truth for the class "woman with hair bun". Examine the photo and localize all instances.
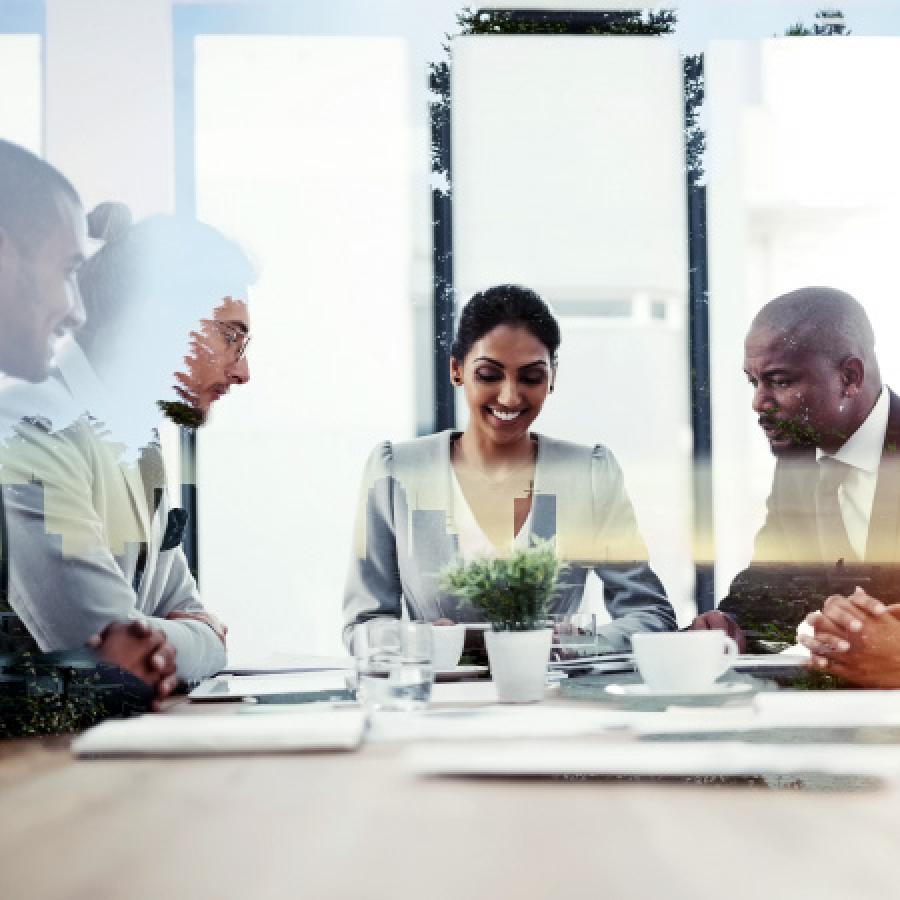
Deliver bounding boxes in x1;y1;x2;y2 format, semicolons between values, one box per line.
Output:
343;284;676;651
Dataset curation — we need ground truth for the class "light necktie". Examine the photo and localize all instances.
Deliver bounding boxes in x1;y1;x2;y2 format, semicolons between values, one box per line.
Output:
815;456;859;565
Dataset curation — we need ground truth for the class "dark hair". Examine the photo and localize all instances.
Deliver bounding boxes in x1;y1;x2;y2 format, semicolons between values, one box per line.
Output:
451;285;561;363
0;139;81;251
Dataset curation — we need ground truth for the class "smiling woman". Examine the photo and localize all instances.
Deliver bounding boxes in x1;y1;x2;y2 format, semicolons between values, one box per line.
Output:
343;285;677;651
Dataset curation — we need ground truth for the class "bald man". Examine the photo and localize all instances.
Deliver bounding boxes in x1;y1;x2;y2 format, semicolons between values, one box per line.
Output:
691;287;900;652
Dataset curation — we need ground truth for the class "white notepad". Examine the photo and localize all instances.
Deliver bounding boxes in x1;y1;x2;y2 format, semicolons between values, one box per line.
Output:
189;672;352;701
71;708;366;757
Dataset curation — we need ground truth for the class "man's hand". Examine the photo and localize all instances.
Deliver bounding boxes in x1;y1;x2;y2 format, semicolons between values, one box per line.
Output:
167;610;228;646
688;611;746;653
87;621;178;710
800;587;900;688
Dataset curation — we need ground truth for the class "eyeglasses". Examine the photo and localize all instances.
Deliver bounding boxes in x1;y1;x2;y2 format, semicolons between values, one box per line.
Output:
211;321;252;362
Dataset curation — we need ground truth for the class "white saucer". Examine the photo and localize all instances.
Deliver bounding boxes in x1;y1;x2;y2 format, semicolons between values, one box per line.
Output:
605;682;754;698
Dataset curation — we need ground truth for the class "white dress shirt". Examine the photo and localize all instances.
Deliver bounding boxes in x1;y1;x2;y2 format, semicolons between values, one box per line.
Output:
817;386;890;559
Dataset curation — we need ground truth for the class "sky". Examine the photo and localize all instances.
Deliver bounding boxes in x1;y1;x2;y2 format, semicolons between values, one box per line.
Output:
170;2;900;79
672;1;900;51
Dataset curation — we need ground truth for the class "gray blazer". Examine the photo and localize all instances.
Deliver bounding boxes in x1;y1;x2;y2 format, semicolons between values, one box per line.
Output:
0;349;226;680
343;431;676;651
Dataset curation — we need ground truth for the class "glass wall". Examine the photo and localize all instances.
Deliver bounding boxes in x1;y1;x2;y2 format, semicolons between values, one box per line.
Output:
0;34;41;151
452;36;694;623
192;35;415;659
7;0;900;687
707;37;900;601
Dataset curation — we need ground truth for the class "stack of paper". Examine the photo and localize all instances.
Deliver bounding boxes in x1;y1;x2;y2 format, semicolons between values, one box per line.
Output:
71;708;366;757
632;691;900;736
405;740;900;779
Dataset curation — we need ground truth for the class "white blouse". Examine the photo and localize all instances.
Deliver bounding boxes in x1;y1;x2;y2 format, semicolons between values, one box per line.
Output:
449;465;533;562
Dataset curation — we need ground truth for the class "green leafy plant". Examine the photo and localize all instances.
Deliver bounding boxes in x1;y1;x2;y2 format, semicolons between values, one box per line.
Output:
441;539;566;632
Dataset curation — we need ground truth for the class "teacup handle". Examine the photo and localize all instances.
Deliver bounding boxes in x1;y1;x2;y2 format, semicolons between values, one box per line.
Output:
717;635;739;675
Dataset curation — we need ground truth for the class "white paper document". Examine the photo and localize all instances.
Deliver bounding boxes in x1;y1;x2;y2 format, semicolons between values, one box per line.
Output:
368;705;636;743
219;653;354;675
72;708;366;757
405;740;900;779
430;681;499;705
189;672;352;701
629;691;900;735
753;691;900;727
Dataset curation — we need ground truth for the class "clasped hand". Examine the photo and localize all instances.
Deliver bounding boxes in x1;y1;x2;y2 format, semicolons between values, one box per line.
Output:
87;621;178;710
800;587;900;688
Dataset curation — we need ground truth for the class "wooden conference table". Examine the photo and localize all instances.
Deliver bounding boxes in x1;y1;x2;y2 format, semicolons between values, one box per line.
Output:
2;678;900;900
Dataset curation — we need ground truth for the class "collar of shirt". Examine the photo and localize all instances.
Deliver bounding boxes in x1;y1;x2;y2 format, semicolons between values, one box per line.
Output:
818;386;890;474
815;386;890;558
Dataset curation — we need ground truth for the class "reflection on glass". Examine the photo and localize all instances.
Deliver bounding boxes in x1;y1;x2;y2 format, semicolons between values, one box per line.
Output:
0;179;255;725
344;286;677;652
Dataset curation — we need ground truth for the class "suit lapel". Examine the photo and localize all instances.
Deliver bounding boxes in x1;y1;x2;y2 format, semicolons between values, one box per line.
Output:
865;389;900;564
529;434;556;544
120;456;153;545
529;435;595;560
773;454;821;565
394;429;458;574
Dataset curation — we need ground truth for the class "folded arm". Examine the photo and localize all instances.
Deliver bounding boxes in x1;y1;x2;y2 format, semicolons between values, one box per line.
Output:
342;442;403;648
1;423;224;681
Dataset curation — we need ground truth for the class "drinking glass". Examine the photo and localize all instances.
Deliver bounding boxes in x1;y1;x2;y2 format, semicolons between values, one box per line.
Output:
548;612;602;660
353;621;434;711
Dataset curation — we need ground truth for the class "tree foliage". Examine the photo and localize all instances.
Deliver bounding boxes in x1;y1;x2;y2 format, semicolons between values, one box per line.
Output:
785;8;850;36
684;54;705;187
456;7;676;36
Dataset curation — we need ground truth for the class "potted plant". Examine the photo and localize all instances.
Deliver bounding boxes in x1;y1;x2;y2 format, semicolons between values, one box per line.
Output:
441;540;565;703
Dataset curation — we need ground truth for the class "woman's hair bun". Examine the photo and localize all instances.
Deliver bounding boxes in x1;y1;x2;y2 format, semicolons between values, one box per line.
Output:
87;201;133;243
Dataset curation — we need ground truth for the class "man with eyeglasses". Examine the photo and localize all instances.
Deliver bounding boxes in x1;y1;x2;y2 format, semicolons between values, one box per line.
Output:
0;208;254;697
163;295;252;427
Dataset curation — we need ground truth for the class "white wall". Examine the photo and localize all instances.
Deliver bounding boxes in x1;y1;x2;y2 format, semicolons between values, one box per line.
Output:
193;36;415;661
452;36;688;300
451;35;694;622
0;36;42;152
44;0;175;218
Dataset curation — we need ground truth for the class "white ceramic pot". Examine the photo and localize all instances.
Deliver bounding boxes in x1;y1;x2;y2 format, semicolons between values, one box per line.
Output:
484;628;552;703
429;623;466;670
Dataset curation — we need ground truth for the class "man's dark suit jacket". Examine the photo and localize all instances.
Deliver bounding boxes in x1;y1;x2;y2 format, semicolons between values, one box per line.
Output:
720;389;900;642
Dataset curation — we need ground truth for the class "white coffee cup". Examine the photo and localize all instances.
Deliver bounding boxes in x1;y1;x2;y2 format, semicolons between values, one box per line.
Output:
429;624;465;670
631;631;738;692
